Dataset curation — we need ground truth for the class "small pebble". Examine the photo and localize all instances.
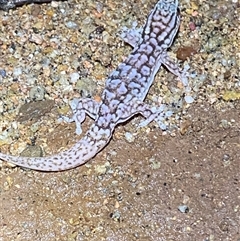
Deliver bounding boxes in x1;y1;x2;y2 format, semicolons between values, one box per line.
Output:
13;67;22;77
29;86;46;101
29;33;43;45
180;119;192;135
125;132;135;143
75;78;98;98
0;69;6;77
184;95;194;104
21;145;43;158
65;21;78;29
51;1;59;8
176;46;197;61
178;205;189;213
110;210;121;221
222;154;230;162
70;72;80;83
189;22;196;31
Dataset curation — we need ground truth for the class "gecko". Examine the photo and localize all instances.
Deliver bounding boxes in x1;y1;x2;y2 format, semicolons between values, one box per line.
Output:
0;0;188;171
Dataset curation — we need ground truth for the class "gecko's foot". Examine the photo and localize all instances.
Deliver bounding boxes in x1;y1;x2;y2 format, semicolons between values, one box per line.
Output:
138;104;173;130
59;114;83;135
180;64;190;87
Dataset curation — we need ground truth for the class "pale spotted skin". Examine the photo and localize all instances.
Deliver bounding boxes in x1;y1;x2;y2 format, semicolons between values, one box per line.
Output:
0;0;187;171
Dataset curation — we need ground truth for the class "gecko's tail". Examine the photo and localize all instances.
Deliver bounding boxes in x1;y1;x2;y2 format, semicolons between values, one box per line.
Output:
0;123;112;171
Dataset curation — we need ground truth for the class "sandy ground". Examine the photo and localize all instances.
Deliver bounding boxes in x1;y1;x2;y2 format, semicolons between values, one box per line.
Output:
1;102;240;241
0;0;240;240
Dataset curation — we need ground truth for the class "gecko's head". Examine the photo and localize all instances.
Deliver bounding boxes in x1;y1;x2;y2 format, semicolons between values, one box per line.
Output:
157;0;179;13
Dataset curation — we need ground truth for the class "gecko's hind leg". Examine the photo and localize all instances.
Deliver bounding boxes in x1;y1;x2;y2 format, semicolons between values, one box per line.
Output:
137;104;173;130
61;98;101;135
116;99;173;131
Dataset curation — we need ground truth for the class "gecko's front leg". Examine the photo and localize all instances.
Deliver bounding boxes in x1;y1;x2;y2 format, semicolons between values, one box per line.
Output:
120;21;143;48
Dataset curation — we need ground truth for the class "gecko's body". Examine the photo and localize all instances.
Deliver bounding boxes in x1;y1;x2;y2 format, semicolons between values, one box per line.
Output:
0;0;187;171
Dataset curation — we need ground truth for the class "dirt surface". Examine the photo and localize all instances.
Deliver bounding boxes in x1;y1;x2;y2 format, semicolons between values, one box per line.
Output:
1;104;240;240
0;0;240;240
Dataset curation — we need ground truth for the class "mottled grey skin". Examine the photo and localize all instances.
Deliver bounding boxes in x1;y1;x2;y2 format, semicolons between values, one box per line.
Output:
0;0;186;171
